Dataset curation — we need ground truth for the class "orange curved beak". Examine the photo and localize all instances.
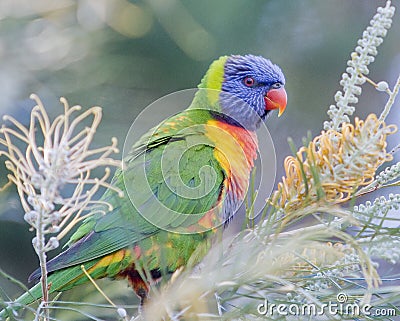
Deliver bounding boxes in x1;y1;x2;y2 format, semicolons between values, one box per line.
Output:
265;87;287;117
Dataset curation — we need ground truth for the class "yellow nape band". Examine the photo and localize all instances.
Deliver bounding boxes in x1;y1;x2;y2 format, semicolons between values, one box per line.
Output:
198;56;228;106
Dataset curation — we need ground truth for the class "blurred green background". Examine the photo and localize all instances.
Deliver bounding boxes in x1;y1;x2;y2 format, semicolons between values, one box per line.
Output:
0;0;399;315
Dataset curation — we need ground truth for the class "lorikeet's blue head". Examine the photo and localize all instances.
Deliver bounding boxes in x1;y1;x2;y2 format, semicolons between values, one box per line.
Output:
198;54;287;130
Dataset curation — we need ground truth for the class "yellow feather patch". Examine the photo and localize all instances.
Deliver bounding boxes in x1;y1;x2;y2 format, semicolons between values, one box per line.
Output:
87;249;131;275
204;56;228;91
200;56;228;106
205;119;258;200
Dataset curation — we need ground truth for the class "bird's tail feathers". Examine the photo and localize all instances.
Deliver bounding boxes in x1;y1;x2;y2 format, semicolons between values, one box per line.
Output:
0;262;95;320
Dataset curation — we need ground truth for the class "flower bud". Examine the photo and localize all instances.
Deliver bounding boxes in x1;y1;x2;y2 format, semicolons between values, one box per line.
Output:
46;237;59;250
376;81;389;92
117;307;127;318
24;211;39;225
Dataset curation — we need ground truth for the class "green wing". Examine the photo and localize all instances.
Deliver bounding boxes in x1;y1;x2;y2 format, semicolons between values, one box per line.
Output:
30;109;225;279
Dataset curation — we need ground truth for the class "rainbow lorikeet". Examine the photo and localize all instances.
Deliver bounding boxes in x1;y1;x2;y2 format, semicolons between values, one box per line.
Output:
1;54;286;315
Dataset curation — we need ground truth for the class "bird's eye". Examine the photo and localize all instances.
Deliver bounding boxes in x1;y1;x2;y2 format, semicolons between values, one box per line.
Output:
271;82;282;89
243;76;256;87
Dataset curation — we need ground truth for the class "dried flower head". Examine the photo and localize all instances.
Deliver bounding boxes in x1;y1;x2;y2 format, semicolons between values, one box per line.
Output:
272;114;396;211
0;94;122;242
0;94;122;313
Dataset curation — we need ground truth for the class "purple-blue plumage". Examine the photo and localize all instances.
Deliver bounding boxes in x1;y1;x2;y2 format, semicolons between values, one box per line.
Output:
220;55;286;130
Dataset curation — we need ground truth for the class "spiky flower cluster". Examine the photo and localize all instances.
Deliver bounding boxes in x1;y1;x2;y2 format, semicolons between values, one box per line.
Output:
0;94;122;243
366;235;400;264
272;114;396;211
375;162;400;185
0;94;122;312
324;1;395;131
354;194;400;225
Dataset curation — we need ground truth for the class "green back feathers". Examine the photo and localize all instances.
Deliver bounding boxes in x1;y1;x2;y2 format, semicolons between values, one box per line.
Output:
42;108;225;274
